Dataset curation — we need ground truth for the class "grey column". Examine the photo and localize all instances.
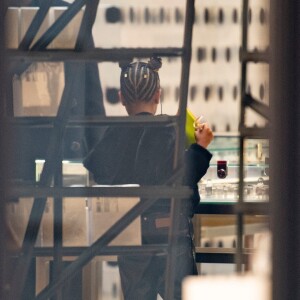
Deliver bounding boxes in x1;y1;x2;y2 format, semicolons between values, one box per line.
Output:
270;1;300;300
0;1;10;298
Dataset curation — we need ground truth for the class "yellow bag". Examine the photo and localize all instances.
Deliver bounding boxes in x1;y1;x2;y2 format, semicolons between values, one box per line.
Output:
185;108;197;147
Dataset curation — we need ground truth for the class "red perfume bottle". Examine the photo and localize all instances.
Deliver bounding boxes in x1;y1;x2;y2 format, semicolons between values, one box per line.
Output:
217;160;228;179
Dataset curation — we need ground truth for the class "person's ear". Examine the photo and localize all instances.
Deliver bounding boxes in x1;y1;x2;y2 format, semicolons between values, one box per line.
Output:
119;91;126;106
153;88;161;104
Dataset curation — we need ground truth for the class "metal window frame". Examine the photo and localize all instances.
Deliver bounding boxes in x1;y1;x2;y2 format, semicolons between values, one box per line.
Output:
5;1;299;299
235;0;271;272
2;1;195;299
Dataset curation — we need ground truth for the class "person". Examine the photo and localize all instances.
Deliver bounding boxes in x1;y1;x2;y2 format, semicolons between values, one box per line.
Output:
83;57;214;300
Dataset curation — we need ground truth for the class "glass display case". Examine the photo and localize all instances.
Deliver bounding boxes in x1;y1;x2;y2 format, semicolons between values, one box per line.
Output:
194;135;270;276
200;135;269;203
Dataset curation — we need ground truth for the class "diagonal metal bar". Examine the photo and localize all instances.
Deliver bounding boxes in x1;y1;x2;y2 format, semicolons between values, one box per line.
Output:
10;63;84;300
35;169;187;300
244;93;270;120
165;1;195;299
18;0;56;50
11;0;86;76
30;0;85;51
7;0;55;117
75;0;99;52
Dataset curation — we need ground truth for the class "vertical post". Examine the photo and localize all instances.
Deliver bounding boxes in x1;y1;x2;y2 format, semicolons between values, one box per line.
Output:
0;1;8;298
176;0;195;161
270;1;300;299
52;160;63;300
165;1;195;299
236;0;249;272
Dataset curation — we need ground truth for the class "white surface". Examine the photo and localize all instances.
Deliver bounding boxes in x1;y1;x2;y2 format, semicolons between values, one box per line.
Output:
183;274;270;300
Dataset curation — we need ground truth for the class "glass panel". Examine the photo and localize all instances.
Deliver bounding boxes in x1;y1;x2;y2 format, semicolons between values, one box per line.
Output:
200;136;240;203
248;0;270;51
195;214;239;276
195;214;238;249
35;160;142;247
35;258;124;299
5;197;53;247
244;138;269;202
200;136;269;203
243;214;270;274
194;214;270;275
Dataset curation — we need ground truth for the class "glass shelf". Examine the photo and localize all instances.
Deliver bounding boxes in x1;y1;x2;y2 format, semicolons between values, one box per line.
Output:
200;135;270;203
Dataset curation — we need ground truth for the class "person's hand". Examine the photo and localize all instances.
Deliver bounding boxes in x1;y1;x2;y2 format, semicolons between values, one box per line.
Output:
194;123;214;149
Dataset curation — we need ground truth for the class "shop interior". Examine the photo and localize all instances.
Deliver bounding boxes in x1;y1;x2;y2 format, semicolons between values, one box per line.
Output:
0;0;299;299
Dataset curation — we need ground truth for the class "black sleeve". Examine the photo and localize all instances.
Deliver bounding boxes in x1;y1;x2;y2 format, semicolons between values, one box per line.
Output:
184;143;213;186
183;143;213;212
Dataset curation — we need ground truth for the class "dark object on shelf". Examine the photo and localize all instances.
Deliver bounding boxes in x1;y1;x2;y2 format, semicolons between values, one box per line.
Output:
217;160;228;179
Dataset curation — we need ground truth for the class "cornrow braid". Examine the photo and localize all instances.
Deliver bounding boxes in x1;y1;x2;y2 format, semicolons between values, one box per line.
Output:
120;57;162;104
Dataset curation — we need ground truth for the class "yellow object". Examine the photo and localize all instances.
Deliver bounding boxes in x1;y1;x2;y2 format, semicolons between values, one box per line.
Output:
185;108;197;147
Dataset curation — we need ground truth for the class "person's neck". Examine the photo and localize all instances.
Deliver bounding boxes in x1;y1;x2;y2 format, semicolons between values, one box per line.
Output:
126;102;157;116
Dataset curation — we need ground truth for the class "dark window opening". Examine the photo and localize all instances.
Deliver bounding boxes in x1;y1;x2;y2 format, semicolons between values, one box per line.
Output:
105;7;122;23
204;86;211;101
197;47;206;62
204;8;210;23
211;47;217;62
106;88;119;104
218;8;224;24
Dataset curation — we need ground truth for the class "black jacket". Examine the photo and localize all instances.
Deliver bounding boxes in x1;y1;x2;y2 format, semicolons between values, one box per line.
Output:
83;115;212;216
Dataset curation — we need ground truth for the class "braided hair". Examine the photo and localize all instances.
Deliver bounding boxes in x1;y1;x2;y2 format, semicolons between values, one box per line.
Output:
119;57;162;104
